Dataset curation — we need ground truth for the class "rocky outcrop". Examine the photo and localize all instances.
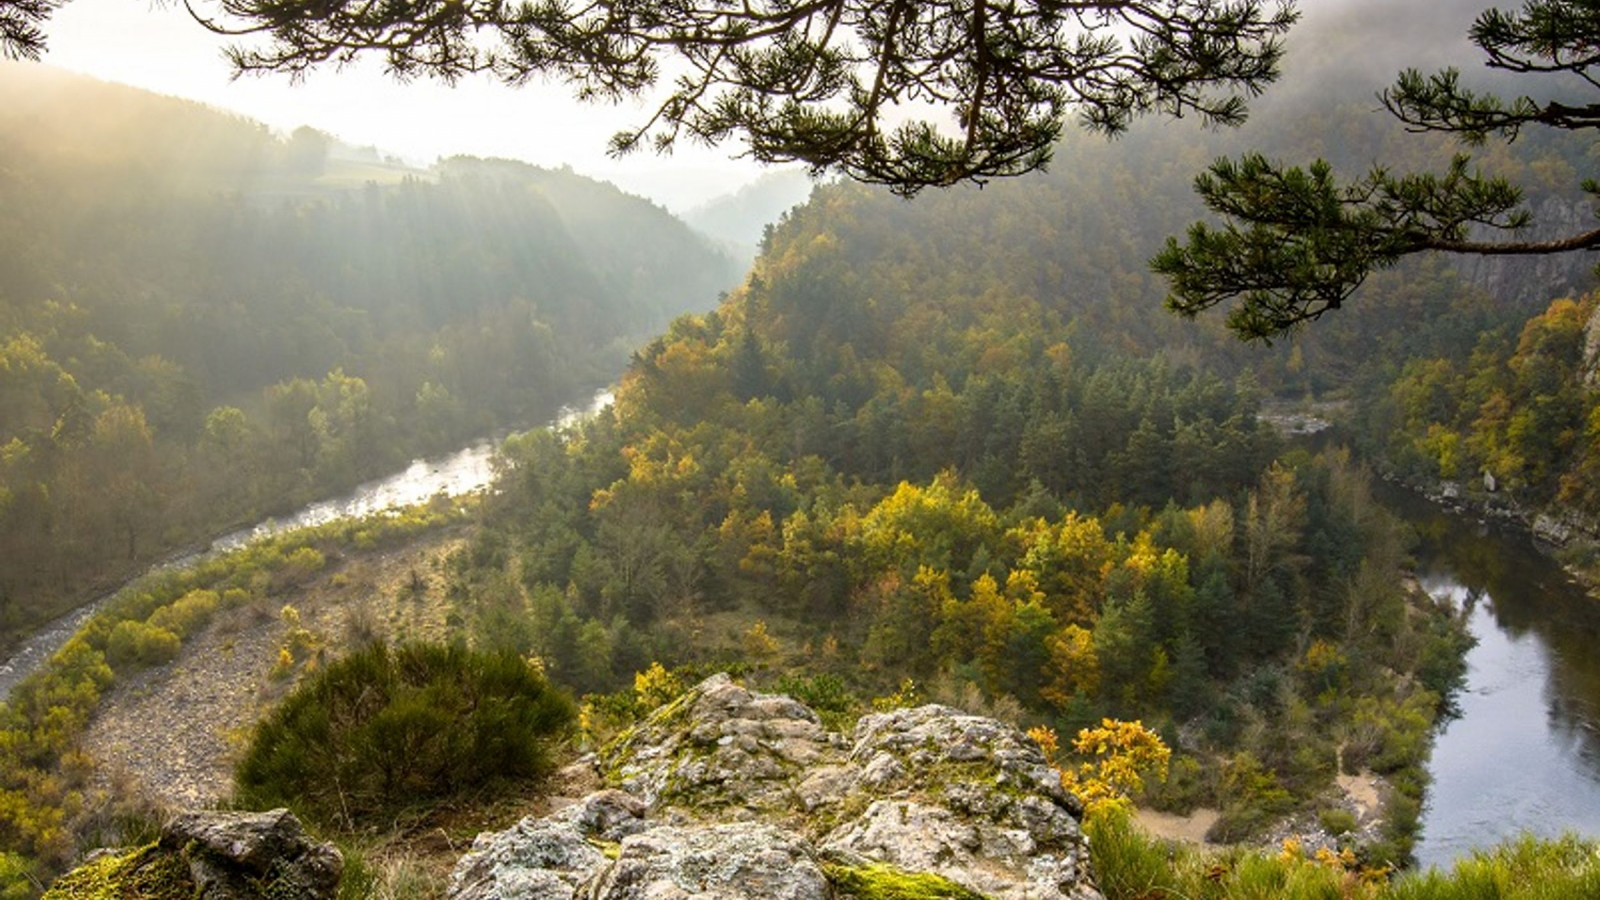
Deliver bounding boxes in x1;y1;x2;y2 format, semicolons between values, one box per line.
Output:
162;809;343;900
449;674;1100;900
44;809;341;900
1585;300;1600;387
1454;195;1598;309
1393;471;1600;548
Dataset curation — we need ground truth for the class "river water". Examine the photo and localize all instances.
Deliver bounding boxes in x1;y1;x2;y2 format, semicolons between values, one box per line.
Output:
1374;484;1600;868
6;399;1599;869
0;389;612;703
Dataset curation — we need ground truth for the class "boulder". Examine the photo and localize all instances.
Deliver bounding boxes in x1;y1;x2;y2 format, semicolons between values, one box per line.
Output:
44;809;340;900
587;823;829;900
600;672;849;814
163;809;343;900
450;792;645;900
450;674;1102;900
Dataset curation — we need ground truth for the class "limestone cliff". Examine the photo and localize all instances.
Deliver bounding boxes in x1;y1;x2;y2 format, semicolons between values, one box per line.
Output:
1454;195;1598;309
448;673;1101;900
1585;300;1599;388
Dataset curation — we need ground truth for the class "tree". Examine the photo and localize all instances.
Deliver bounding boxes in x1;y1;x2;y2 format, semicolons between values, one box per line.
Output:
1029;718;1171;816
1155;1;1600;340
0;0;61;59
169;0;1297;194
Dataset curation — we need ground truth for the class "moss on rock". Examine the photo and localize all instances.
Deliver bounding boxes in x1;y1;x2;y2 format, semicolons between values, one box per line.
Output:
824;861;991;900
42;846;194;900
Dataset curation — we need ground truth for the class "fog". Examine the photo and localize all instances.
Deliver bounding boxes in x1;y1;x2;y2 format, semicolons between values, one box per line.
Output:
33;0;1535;211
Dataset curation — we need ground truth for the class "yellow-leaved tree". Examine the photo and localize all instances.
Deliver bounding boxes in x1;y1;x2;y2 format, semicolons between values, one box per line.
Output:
1029;719;1170;816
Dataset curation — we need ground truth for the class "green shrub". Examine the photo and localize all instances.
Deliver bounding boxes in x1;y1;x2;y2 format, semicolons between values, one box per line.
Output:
1319;807;1359;836
773;673;858;717
104;621;180;670
147;590;219;638
235;642;576;830
0;853;36;900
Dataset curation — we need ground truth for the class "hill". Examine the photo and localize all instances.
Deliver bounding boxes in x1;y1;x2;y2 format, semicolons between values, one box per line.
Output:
0;64;738;651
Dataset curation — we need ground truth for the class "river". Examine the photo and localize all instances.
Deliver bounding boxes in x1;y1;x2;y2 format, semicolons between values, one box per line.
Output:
0;389;613;703
1373;483;1600;869
7;400;1599;869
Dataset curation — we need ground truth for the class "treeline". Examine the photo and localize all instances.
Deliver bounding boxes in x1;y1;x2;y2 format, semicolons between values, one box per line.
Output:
0;66;735;648
1359;295;1600;521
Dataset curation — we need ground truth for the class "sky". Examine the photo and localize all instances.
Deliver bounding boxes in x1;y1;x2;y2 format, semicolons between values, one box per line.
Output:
41;0;772;211
36;0;1493;212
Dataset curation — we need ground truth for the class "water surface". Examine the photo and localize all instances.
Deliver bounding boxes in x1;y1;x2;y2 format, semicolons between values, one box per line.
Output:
1380;484;1600;869
0;390;612;701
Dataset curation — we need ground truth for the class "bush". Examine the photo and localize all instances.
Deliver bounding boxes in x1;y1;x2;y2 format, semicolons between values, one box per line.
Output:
147;590;219;638
0;853;35;900
104;621;181;670
1319;807;1360;837
235;642;575;830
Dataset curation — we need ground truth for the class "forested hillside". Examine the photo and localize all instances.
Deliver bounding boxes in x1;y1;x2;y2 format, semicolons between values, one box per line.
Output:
1360;296;1600;538
422;86;1595;869
0;65;736;649
7;1;1600;892
432;16;1600;864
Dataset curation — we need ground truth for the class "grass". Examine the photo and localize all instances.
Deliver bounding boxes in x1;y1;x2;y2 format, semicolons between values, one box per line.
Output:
1090;809;1600;900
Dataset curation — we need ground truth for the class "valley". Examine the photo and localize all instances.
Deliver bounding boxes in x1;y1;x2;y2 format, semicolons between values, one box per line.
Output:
5;3;1600;899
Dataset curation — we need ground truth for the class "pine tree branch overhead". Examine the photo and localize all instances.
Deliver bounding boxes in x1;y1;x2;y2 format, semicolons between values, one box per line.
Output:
0;0;64;59
1157;0;1600;342
173;0;1297;194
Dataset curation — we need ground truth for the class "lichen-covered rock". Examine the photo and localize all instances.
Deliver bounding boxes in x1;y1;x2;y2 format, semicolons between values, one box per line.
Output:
600;672;849;814
45;809;340;900
449;792;646;900
587;823;829;900
814;706;1097;900
848;705;1081;813
163;809;342;900
451;674;1101;900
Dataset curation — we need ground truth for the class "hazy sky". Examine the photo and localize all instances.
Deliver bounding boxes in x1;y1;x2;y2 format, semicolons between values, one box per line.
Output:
42;0;771;210
38;0;1492;211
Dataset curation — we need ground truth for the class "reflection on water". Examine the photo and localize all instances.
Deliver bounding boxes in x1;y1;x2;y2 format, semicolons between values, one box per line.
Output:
1379;483;1600;869
0;390;612;702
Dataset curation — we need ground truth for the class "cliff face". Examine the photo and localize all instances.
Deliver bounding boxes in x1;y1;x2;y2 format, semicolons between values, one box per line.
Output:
448;674;1101;900
1585;300;1600;388
1453;196;1598;309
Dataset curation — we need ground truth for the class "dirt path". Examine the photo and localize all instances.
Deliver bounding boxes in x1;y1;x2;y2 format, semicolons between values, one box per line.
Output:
1337;770;1384;820
1134;807;1222;847
84;534;463;809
